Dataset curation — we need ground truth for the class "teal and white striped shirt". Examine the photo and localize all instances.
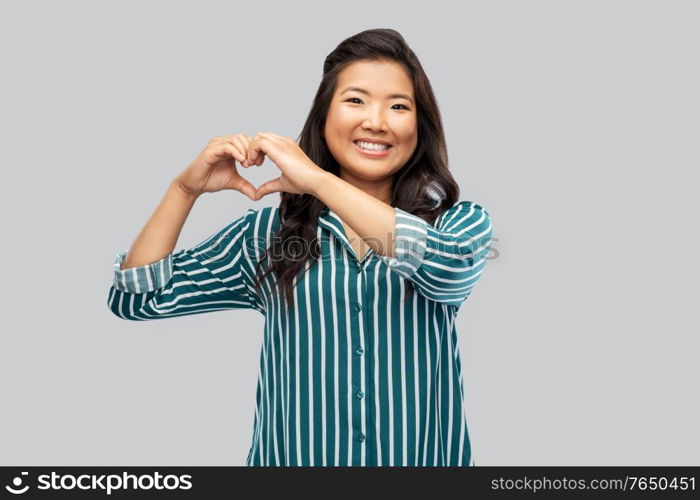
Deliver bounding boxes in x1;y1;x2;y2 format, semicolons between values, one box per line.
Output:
108;200;493;466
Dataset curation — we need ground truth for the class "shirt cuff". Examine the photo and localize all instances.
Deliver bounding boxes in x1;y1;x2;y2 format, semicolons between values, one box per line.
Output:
379;207;428;279
112;249;174;294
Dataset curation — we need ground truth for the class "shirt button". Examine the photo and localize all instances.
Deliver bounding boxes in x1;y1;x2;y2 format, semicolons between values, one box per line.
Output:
354;303;362;312
356;390;364;399
358;432;366;442
355;346;364;355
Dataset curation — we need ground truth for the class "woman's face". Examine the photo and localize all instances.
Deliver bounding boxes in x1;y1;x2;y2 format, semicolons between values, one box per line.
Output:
324;59;418;183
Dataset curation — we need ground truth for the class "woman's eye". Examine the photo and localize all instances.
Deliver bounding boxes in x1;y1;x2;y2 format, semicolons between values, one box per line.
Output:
344;98;409;110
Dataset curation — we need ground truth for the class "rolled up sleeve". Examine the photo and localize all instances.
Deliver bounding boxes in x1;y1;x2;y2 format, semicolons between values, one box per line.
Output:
107;208;264;320
112;250;174;294
380;201;493;307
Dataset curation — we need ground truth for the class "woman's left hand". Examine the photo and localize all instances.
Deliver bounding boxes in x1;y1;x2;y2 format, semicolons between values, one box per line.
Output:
244;132;327;201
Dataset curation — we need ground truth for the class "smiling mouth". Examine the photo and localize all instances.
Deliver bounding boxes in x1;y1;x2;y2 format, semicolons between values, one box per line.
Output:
353;141;393;156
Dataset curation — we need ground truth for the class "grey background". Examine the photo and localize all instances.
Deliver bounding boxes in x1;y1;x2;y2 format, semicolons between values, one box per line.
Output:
1;0;697;466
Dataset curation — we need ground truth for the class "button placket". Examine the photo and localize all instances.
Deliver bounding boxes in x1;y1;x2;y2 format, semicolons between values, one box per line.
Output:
358;258;374;454
352;281;367;449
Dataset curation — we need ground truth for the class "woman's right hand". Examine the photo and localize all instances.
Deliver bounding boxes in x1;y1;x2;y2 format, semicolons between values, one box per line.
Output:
175;134;261;201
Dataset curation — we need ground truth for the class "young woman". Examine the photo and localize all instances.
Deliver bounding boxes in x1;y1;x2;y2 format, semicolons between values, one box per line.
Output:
108;28;493;467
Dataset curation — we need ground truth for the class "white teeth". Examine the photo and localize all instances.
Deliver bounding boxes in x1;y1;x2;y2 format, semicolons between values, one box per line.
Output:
355;141;390;151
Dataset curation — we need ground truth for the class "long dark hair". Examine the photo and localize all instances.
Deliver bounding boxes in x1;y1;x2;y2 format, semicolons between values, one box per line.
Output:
253;28;460;309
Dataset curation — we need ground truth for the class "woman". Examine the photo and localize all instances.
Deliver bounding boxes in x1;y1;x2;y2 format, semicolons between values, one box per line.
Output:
108;28;493;467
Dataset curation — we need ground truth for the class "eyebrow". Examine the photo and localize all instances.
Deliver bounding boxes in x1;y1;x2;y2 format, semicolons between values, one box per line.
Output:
340;86;414;106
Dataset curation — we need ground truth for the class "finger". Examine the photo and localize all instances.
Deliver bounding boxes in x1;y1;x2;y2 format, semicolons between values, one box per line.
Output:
209;143;239;162
209;135;237;147
247;138;265;165
213;133;247;143
258;132;288;146
242;135;256;167
255;177;283;200
262;132;284;139
245;137;264;166
229;136;250;167
253;132;277;147
211;135;249;164
217;143;247;165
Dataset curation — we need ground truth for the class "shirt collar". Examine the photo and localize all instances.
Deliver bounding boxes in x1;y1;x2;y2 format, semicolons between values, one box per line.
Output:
317;206;347;243
317;206;374;261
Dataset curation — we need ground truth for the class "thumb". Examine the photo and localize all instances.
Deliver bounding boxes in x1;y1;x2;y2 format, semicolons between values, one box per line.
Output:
227;177;257;201
255;177;283;201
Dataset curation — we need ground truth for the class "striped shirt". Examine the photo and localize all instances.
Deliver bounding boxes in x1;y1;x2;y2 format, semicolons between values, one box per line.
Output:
108;200;493;466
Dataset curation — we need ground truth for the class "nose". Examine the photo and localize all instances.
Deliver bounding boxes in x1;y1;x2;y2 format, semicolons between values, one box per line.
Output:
362;104;388;132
